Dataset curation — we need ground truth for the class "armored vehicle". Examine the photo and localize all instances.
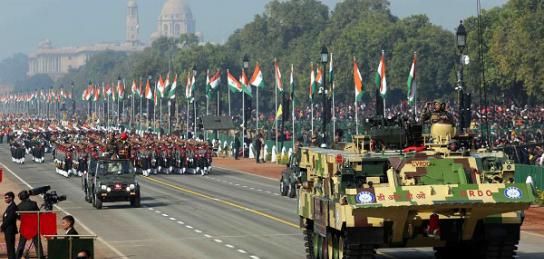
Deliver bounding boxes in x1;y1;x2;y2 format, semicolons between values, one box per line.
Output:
297;143;535;258
84;158;141;209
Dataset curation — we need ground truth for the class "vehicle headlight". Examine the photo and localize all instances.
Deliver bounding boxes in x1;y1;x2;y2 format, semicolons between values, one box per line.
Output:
126;187;131;192
106;187;112;192
101;185;107;191
129;184;135;190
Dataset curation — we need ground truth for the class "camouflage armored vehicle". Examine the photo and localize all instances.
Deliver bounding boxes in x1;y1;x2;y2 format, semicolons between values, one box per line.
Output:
296;116;536;259
85;158;141;209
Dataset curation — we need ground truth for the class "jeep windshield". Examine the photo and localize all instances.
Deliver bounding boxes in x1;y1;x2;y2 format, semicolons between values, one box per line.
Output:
97;160;133;176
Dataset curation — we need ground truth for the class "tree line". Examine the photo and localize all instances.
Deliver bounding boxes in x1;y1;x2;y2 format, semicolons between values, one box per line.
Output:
5;0;543;111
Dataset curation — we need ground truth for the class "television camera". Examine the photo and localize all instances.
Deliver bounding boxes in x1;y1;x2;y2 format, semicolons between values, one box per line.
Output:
28;185;67;211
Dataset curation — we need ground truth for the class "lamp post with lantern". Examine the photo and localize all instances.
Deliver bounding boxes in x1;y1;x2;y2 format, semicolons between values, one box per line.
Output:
456;20;468;133
319;45;330;146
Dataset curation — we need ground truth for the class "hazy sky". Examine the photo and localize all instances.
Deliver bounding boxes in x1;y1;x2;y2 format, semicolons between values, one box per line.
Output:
0;0;507;60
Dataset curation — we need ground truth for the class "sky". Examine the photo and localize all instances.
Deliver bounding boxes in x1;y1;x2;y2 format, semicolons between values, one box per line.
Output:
0;0;507;60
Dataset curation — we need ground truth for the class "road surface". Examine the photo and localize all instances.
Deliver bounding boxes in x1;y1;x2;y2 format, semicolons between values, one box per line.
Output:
1;145;543;258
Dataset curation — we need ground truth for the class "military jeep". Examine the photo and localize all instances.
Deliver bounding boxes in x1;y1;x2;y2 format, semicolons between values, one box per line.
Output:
84;159;141;209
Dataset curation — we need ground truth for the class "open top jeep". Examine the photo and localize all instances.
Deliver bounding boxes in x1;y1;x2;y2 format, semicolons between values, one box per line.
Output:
84;158;141;209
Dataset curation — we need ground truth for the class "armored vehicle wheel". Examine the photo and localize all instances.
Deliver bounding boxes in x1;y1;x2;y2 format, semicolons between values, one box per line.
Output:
287;182;297;198
280;178;288;196
130;192;141;208
303;221;315;259
94;193;102;209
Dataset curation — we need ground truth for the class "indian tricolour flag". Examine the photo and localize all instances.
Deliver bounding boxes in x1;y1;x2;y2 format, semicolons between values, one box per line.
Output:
353;59;364;101
375;50;387;97
250;63;265;88
241;69;252;97
145;79;153;100
157;75;166;98
168;74;177;100
407;53;417;105
208;70;221;90
274;61;283;92
309;63;316;100
227;70;242;93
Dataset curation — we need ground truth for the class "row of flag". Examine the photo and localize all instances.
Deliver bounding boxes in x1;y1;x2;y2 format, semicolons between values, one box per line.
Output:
1;52;417;107
0;88;72;104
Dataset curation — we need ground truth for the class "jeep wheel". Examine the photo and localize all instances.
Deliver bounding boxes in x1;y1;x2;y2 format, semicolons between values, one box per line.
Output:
280;178;288;196
94;193;102;209
130;193;141;208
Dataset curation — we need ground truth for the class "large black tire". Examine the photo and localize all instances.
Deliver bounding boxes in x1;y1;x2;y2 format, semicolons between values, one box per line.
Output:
94;193;102;209
130;193;141;208
303;221;315;259
280;178;288;196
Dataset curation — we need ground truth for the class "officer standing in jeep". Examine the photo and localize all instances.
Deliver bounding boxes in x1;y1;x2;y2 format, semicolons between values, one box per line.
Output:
420;100;454;125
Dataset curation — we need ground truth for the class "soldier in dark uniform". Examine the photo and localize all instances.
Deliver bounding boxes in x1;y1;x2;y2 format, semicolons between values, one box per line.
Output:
420;100;454;124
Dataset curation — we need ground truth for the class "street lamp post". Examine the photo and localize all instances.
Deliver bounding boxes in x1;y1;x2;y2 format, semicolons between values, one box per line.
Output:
456;20;467;134
320;45;329;147
242;55;249;158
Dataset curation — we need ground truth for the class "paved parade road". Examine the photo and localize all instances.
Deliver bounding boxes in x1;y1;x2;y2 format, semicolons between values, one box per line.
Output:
1;145;544;258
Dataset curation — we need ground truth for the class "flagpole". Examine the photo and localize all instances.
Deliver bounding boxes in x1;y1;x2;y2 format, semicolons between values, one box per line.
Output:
311;101;314;134
242;88;245;157
186;100;190;138
131;87;134;129
291;64;295;151
256;81;259;132
274;59;278;154
355;100;359;135
194;99;197;139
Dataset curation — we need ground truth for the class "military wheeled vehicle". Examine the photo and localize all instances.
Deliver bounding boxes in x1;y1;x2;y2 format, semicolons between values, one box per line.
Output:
296;117;536;259
83;158;141;209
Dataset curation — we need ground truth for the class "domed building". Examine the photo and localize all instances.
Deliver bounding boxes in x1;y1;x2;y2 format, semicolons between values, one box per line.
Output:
150;0;196;42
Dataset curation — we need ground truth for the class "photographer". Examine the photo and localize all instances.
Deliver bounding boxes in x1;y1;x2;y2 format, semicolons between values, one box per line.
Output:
16;190;44;259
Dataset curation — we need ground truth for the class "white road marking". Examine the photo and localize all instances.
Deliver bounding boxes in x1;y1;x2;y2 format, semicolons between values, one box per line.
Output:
238;249;247;254
169;217;176;221
194;229;202;233
204;234;212;238
250;256;260;259
214;239;223;243
225;244;234;248
148;208;154;211
177;221;185;225
185;225;193;229
162;213;169;217
0;162;129;259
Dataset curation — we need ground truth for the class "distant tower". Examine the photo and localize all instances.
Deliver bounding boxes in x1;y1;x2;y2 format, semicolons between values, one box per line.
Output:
126;0;140;45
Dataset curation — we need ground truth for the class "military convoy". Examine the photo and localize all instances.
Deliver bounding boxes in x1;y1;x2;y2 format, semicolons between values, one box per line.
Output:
82;158;141;209
291;118;536;258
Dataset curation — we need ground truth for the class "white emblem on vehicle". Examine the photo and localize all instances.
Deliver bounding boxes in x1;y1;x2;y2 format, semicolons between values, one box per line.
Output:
504;187;522;199
355;191;375;204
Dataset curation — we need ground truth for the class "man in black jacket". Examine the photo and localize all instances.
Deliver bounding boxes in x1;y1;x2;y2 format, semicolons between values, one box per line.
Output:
1;191;17;259
16;190;43;259
62;215;79;236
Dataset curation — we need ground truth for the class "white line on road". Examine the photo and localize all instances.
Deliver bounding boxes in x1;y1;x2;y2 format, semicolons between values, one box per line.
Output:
0;162;129;259
177;221;185;225
237;249;247;254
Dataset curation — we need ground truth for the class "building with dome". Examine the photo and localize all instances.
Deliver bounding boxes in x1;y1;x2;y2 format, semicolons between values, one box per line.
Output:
150;0;197;42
